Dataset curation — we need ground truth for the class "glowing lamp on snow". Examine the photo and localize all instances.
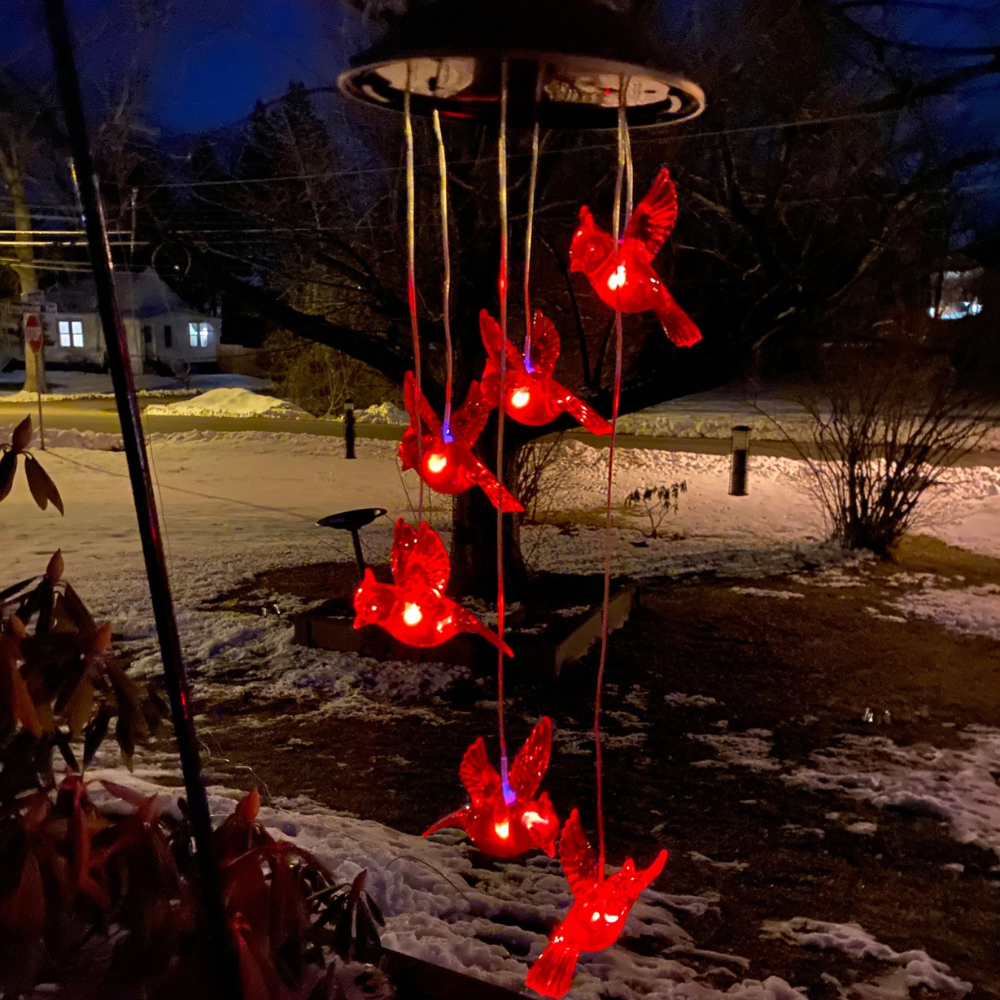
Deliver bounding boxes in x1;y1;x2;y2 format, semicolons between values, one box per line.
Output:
399;371;522;512
479;311;613;434
424;717;559;859
569;166;701;348
525;809;667;998
353;518;512;654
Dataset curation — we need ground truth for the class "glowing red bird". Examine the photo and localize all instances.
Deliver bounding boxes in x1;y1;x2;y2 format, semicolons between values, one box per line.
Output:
423;717;560;858
353;518;512;655
526;809;668;998
569;166;701;348
479;310;612;434
399;371;522;513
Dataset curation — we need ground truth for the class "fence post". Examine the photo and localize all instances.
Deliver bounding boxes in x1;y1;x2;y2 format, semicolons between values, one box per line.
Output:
345;397;356;459
729;424;751;496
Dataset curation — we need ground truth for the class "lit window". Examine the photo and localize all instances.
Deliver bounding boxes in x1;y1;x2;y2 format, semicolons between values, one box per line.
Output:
189;321;213;348
59;320;84;347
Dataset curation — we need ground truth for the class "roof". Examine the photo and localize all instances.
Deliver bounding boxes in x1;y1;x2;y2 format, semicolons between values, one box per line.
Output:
48;268;198;318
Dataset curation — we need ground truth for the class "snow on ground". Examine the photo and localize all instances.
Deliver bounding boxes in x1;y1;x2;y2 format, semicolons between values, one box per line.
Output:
144;386;309;419
0;370;273;400
784;727;1000;860
85;759;971;1000
760;919;971;998
891;582;1000;640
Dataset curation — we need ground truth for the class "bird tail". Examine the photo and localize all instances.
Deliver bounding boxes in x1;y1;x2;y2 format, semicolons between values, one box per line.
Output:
466;457;524;513
462;611;514;657
654;289;702;347
558;385;612;435
526;938;580;998
422;809;467;838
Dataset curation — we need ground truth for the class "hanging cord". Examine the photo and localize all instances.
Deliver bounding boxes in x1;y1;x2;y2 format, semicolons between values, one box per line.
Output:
496;60;513;802
522;67;543;372
404;66;425;520
594;79;631;879
431;110;455;442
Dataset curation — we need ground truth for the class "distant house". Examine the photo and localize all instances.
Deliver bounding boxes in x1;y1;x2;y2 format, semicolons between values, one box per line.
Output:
25;268;220;375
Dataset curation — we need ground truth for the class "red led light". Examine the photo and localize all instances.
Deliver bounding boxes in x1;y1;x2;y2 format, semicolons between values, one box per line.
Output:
525;809;668;997
424;717;559;859
480;311;612;434
569;167;702;348
354;519;512;654
400;372;522;512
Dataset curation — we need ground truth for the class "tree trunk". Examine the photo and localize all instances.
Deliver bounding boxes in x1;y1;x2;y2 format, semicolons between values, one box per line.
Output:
0;149;46;393
448;413;529;600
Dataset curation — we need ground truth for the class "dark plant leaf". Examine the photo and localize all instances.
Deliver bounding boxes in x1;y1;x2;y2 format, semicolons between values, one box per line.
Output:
61;582;96;636
0;821;28;898
0;450;16;503
116;704;136;769
10;415;31;454
0;575;39;605
83;705;112;768
54;730;80;773
24;456;64;515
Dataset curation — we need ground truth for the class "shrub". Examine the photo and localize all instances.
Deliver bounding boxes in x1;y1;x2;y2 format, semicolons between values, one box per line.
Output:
623;482;687;539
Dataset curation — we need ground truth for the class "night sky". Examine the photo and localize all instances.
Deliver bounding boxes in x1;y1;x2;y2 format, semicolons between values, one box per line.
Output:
1;0;996;137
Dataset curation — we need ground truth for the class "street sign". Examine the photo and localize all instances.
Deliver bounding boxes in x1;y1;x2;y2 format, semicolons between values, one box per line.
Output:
10;301;57;315
24;314;43;353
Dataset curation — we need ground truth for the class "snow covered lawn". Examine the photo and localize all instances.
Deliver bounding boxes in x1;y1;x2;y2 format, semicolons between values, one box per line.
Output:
4;427;1000;997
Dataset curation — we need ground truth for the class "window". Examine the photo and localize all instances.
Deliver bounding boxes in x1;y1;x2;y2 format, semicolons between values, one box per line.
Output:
143;325;152;345
59;320;84;347
163;324;172;348
188;321;213;348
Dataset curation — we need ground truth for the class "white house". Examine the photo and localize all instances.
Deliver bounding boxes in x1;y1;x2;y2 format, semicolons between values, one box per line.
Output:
33;269;221;374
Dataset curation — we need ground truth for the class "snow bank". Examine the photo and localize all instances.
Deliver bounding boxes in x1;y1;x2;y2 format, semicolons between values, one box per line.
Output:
892;582;1000;640
329;401;408;425
144;387;309;419
0;371;273;400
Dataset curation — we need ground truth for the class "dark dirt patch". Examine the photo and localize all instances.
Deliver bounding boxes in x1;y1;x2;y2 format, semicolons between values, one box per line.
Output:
192;545;1000;999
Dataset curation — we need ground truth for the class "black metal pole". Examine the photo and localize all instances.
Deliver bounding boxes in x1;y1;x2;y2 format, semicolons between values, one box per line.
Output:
345;397;356;459
350;528;366;578
41;3;241;996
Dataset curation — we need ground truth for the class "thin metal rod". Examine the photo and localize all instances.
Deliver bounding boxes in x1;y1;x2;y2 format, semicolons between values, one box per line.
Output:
496;60;511;793
522;67;543;371
431;109;454;441
350;529;366;577
594;81;631;881
404;66;424;520
41;3;241;996
35;382;45;451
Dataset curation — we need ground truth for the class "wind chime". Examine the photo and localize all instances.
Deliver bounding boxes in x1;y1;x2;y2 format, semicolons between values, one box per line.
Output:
340;3;705;993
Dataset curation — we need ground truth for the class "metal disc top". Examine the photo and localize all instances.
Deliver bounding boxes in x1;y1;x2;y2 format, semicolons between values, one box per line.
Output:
337;0;705;130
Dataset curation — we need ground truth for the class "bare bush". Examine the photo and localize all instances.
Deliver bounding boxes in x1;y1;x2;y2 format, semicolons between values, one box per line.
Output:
624;481;687;539
511;433;565;526
766;337;997;556
259;330;401;417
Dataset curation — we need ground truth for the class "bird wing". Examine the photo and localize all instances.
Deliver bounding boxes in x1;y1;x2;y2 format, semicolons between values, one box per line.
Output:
462;455;524;513
451;381;491;448
509;716;551;801
559;809;599;897
390;518;419;584
624;167;678;261
633;849;668;894
392;520;450;594
480;310;523;371
460;737;503;808
404;370;441;435
529;313;561;376
551;381;612;435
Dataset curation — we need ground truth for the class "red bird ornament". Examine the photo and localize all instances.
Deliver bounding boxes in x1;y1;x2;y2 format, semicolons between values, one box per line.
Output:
354;518;512;655
525;809;668;998
569;166;701;348
480;310;612;434
400;371;522;512
424;717;559;858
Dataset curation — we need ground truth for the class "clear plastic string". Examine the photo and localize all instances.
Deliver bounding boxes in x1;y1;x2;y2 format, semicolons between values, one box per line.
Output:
522;67;543;371
594;79;631;878
404;66;424;520
496;60;512;801
431;109;455;442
